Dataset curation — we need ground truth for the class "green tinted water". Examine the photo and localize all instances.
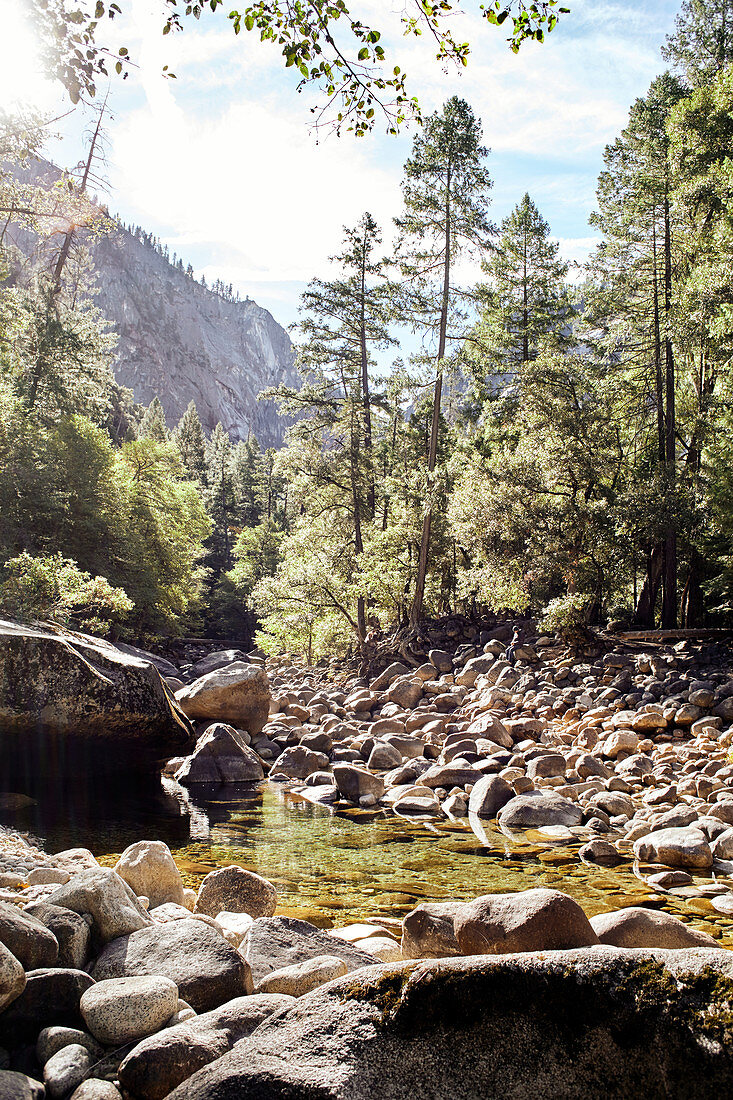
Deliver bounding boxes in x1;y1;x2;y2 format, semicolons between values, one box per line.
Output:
132;785;733;940
12;780;733;941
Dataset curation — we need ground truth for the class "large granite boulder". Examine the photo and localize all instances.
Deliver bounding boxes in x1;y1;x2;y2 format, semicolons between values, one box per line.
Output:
117;994;295;1100
175;724;264;786
175;664;271;734
497;791;583;829
454;889;598;955
242;917;380;986
90;918;251;1012
169;947;733;1099
0;620;194;788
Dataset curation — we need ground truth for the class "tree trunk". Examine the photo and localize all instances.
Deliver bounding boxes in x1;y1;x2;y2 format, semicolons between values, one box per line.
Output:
661;189;677;628
633;544;663;626
52;97;107;295
680;552;705;627
410;166;451;625
359;238;375;520
522;222;529;364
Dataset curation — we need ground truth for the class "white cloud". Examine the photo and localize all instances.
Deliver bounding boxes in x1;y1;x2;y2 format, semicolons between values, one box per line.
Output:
89;0;677;321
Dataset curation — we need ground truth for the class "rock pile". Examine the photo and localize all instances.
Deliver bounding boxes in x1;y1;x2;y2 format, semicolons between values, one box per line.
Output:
253;627;733;914
1;831;733;1098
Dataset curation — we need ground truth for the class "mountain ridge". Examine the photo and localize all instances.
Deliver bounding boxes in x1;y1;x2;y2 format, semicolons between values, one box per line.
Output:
7;157;299;446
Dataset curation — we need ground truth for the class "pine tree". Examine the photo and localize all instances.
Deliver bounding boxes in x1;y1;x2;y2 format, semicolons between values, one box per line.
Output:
206;422;235;571
662;0;733;86
395;96;494;624
174;400;207;484
590;73;687;627
478;193;570;372
138;397;169;442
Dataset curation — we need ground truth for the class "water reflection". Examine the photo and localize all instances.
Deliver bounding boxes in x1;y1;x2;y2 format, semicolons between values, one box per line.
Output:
4;778;733;943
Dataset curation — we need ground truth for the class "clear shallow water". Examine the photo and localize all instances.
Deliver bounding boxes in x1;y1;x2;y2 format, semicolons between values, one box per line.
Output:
5;781;733;941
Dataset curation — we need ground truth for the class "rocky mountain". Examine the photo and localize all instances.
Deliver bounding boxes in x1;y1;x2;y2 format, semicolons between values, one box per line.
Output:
91;226;298;445
6;158;299;445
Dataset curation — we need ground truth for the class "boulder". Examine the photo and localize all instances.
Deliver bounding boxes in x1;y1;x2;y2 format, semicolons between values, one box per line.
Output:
114;840;185;910
175;664;271;734
166;947;733;1100
194;866;277;920
369;663;410;691
401;903;463;959
633;828;713;870
0;900;58;969
48;868;152;943
91;918;251;1012
36;1026;104;1065
467;775;513;820
332;764;385;804
117;994;295;1100
0;968;95;1043
24;903;92;969
175;723;264;786
189;650;248;680
421;764;479;790
497;792;583;830
590;908;718;949
0;1072;44;1100
526;754;566;780
578;840;623;866
0;940;25;1011
69;1082;122;1100
271;745;329;780
81;976;179;1045
242;917;380;987
256;955;348;997
454;889;598;955
43;1044;93;1100
0;619;194;788
367;743;403;770
465;712;513;749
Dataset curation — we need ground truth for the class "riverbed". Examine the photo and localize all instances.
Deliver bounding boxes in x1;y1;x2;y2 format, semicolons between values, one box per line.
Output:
5;779;733;943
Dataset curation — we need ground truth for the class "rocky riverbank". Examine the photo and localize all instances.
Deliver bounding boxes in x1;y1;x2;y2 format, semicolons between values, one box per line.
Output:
2;833;733;1097
3;620;733;1095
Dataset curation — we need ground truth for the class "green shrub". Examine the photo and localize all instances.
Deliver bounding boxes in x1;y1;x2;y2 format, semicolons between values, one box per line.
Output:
0;551;133;636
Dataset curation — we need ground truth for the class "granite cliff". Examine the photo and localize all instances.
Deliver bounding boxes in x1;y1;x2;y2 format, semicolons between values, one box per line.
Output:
91;225;297;445
6;158;298;445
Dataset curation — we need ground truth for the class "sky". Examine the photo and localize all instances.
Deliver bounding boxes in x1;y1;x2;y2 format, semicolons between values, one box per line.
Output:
2;0;681;331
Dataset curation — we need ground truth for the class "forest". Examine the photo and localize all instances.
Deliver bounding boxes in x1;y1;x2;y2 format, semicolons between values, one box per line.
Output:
2;0;733;661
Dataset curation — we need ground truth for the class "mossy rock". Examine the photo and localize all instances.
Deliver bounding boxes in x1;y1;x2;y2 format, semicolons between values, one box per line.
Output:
168;945;733;1099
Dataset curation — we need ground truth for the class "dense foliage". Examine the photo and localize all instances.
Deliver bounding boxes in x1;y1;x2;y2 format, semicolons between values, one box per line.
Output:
5;0;733;658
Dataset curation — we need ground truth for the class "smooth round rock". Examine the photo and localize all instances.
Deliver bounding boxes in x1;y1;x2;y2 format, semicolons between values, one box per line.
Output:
256;954;348;997
81;976;179;1045
114;841;184;910
194;866;277;920
37;1026;103;1066
0;941;25;1011
70;1083;123;1100
43;1044;93;1100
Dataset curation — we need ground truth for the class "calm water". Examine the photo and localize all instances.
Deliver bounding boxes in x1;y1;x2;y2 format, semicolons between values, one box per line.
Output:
5;780;733;941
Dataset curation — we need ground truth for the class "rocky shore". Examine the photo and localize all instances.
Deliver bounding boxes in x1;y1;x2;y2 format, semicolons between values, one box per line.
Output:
2;832;733;1097
3;620;733;1095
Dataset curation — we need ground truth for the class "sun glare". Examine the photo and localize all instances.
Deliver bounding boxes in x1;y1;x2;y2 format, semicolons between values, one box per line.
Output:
0;2;60;111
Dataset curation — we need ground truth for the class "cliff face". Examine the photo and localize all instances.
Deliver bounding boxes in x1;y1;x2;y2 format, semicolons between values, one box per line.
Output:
91;227;297;445
5;157;298;445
